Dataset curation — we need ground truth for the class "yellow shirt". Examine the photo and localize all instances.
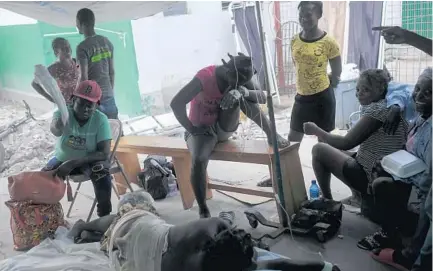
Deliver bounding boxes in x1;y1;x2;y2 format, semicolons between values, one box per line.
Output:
291;33;340;96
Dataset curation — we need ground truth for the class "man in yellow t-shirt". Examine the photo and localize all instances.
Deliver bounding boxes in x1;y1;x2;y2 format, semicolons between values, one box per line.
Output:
288;1;342;143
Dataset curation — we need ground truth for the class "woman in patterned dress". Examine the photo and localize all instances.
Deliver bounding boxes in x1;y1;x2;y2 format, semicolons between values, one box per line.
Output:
32;37;80;105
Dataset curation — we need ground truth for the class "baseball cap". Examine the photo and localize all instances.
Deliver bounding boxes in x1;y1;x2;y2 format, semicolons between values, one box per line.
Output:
73;80;102;103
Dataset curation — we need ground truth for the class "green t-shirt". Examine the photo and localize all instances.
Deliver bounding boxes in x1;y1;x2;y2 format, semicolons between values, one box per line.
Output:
54;107;112;162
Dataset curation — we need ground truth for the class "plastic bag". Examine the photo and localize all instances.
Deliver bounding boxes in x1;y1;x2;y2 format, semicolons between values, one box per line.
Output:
34;64;69;126
8;170;66;204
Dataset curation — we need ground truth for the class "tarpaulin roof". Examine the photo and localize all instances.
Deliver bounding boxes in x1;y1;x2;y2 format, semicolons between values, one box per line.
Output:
0;1;177;27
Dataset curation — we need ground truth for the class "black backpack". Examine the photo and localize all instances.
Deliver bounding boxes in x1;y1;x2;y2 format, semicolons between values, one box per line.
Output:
137;155;176;200
291;199;343;242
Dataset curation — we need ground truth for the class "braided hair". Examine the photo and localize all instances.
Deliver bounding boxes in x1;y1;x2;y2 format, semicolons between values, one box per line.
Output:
202;228;255;271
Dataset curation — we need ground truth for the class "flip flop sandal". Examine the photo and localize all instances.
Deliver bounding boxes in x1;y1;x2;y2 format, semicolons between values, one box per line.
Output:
371;248;410;271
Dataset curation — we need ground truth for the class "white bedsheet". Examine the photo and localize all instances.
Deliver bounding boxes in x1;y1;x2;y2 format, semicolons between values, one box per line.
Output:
0;227;112;271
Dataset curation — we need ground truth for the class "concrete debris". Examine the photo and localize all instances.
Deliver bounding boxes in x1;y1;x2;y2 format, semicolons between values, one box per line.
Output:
0;101;55;177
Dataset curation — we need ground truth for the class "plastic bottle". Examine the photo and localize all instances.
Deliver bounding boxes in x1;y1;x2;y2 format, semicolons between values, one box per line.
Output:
309;180;320;200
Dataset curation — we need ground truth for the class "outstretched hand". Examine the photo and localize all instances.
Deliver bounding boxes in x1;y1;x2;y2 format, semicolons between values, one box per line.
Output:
303;122;320;136
54;160;76;178
220;89;242;110
372;26;409;44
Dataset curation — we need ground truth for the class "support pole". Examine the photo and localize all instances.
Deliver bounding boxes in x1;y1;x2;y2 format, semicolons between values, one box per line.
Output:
255;1;287;227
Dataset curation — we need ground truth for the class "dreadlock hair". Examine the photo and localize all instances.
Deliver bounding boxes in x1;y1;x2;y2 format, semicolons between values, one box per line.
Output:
76;8;95;27
202;228;255;271
359;69;392;99
52;37;70;52
298;1;323;17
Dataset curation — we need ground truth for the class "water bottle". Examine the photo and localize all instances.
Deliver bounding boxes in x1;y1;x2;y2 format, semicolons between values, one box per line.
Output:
309;180;320;200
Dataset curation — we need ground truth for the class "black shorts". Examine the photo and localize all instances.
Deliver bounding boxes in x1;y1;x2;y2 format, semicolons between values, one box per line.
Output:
290;87;336;133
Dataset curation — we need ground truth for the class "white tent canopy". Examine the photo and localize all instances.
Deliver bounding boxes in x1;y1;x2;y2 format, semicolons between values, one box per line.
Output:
0;1;177;27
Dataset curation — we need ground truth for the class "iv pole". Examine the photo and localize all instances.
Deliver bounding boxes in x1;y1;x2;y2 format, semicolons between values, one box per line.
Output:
255;1;288;227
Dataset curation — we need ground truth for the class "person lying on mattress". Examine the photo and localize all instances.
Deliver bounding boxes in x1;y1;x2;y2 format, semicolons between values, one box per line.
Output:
68;190;340;271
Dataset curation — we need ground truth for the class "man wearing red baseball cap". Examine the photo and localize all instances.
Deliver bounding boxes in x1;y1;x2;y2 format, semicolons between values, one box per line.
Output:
43;80;113;217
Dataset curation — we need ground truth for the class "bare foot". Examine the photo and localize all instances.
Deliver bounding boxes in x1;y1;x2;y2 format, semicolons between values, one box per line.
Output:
67;219;85;238
199;207;211;219
268;134;290;148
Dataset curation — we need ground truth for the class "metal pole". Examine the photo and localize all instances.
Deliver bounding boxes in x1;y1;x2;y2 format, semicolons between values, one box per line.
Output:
255;1;287;227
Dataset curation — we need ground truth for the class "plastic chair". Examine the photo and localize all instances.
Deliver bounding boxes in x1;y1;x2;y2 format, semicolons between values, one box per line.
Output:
66;119;134;222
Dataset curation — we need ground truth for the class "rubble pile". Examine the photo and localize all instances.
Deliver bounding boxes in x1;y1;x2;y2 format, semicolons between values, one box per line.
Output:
0;102;55;177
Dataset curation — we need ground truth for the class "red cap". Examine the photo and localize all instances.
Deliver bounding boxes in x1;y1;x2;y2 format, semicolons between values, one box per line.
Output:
73;80;102;103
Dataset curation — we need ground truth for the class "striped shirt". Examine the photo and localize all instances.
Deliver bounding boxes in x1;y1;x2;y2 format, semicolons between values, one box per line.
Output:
356;99;408;182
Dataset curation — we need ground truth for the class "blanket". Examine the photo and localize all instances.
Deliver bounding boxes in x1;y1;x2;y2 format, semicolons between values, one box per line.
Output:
0;227;110;271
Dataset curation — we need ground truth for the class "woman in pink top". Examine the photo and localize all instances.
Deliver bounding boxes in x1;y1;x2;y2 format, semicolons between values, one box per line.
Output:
171;53;289;218
32;37;80;105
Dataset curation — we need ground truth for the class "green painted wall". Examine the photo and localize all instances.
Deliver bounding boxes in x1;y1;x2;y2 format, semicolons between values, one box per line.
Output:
402;1;432;39
0;21;143;117
0;24;45;92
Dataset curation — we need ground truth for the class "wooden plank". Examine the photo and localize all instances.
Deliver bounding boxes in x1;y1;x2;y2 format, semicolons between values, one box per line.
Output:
208;181;274;198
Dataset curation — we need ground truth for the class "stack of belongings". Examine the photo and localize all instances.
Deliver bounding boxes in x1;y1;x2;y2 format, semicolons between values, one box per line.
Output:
3;64;70;251
5;170;66;251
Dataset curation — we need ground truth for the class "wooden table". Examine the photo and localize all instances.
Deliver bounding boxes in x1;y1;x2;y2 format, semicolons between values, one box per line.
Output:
113;135;307;217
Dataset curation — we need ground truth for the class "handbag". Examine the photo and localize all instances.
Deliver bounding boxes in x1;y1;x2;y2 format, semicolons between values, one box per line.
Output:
8;170;66;204
5;200;65;251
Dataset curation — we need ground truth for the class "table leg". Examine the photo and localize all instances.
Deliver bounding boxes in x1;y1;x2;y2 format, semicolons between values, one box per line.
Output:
172;156;213;210
114;152;141;195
